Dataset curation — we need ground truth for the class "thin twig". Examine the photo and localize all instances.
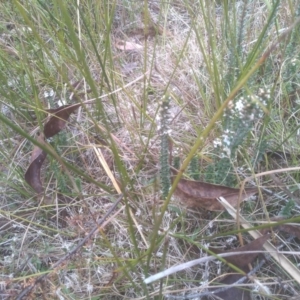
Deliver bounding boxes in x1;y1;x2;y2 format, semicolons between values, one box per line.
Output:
16;194;123;300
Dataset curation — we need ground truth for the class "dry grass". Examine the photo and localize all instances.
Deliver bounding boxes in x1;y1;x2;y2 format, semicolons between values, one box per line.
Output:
1;0;300;299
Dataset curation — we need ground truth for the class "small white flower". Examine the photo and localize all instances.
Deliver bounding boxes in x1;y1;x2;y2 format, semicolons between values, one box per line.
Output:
213;139;222;148
21;26;32;33
235;98;245;112
44;89;54;98
57;99;67;107
156;252;163;257
222;134;231;146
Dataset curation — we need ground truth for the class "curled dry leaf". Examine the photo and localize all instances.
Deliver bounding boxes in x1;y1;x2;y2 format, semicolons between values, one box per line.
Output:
260;217;300;239
220;234;270;268
278;224;300;239
25;104;80;193
172;174;258;211
206;234;269;300
24;133;47;193
44;104;81;138
211;273;252;300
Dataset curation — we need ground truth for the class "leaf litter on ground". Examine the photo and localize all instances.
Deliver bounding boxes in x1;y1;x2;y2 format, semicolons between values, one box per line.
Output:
24;133;48;194
171;169;258;211
206;234;270;300
144;234;269;291
25;104;81;193
44;104;81;138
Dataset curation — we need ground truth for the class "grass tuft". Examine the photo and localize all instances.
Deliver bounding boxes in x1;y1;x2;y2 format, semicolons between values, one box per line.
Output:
1;0;300;299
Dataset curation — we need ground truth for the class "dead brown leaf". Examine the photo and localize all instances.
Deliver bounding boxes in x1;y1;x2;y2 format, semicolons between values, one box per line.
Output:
205;235;269;300
172;175;258;211
211;273;251;300
129;25;168;39
44;104;80;138
279;223;300;239
25;103;80;193
24;133;47;193
261;217;300;239
221;234;270;268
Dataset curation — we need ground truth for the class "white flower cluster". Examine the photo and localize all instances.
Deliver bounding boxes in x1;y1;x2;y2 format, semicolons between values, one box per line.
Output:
43;89;54;98
214;88;270;157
